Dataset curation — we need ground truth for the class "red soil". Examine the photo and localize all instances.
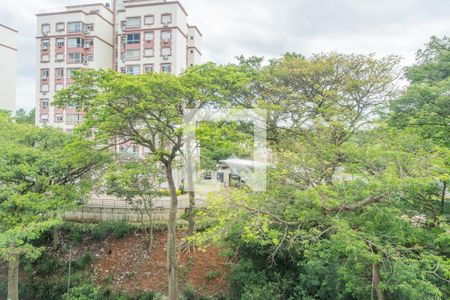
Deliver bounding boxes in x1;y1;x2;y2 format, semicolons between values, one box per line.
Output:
90;232;230;296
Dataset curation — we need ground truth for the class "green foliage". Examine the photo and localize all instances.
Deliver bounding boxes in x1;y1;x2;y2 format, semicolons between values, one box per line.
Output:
64;282;100;300
14;108;35;125
91;221;133;240
390;36;450;146
0;112;108;262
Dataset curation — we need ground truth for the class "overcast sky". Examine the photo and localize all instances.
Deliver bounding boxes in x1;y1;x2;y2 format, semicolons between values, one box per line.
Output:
0;0;449;110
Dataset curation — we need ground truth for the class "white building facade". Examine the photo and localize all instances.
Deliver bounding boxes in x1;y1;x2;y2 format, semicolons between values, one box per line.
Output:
36;0;202;130
0;24;17;114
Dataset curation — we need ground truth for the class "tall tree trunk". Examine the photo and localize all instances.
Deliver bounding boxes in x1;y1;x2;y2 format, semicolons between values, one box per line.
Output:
187;191;195;236
165;162;179;300
7;253;19;300
185;137;196;236
372;261;387;300
441;181;447;214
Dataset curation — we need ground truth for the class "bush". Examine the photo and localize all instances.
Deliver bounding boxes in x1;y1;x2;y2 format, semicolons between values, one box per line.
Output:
92;221;133;240
63;282;100;300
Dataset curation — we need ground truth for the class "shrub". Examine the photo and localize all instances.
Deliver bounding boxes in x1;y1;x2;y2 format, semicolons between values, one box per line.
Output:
92;221;133;240
63;282;100;300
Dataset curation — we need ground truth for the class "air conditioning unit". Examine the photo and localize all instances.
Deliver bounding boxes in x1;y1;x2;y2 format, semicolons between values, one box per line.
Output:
84;44;90;49
83;59;89;65
42;91;48;95
42;76;48;80
162;22;169;27
120;67;126;73
83;29;91;34
57;75;62;80
163;38;169;43
43;31;48;36
163;55;169;60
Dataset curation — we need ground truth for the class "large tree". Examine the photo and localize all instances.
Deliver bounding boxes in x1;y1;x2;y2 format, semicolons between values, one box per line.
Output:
195;53;450;299
0;112;107;300
54;64;247;299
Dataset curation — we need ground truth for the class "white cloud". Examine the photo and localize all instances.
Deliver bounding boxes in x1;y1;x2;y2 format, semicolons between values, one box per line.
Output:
0;0;449;110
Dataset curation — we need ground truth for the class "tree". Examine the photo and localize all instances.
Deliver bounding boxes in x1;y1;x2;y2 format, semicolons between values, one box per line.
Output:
194;53;450;299
104;157;163;249
390;36;450;147
0;112;107;300
14;108;35;125
390;36;450;214
54;64;247;299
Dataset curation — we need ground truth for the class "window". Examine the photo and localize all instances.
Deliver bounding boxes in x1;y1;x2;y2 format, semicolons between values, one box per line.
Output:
144;64;154;73
126;33;140;44
126;17;141;28
55;83;64;91
41;84;49;92
42;24;50;34
143;48;154;57
85;24;94;32
68;37;83;48
87;54;94;62
41;99;49;108
161;14;172;25
66;114;83;124
67;68;79;79
56;68;64;79
68;22;83;33
41;54;49;62
84;40;94;47
161;31;172;41
144;32;154;41
56;23;65;32
55;114;64;122
126;65;140;75
56;53;64;62
41;114;49;123
68;53;83;63
144;15;154;25
161;47;171;56
161;63;171;73
56;38;64;48
42;39;49;50
125;49;140;60
41;69;49;80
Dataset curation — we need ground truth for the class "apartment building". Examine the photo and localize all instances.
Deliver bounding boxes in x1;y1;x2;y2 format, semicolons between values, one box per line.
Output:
115;0;202;75
36;0;202;130
0;24;17;114
35;3;114;131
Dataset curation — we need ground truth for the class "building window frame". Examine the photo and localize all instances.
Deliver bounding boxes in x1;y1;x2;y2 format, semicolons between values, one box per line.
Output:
143;48;154;57
41;23;50;35
161;63;172;73
143;64;154;73
161;13;172;25
55;22;65;32
56;38;65;48
144;15;155;25
67;22;83;33
126;33;141;44
144;31;154;41
125;65;140;75
126;17;141;29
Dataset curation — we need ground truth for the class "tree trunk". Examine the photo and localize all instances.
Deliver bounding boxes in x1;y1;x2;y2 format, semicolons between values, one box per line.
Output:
185;137;196;236
372;261;387;300
441;181;447;214
7;253;19;300
187;191;195;236
165;163;179;300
